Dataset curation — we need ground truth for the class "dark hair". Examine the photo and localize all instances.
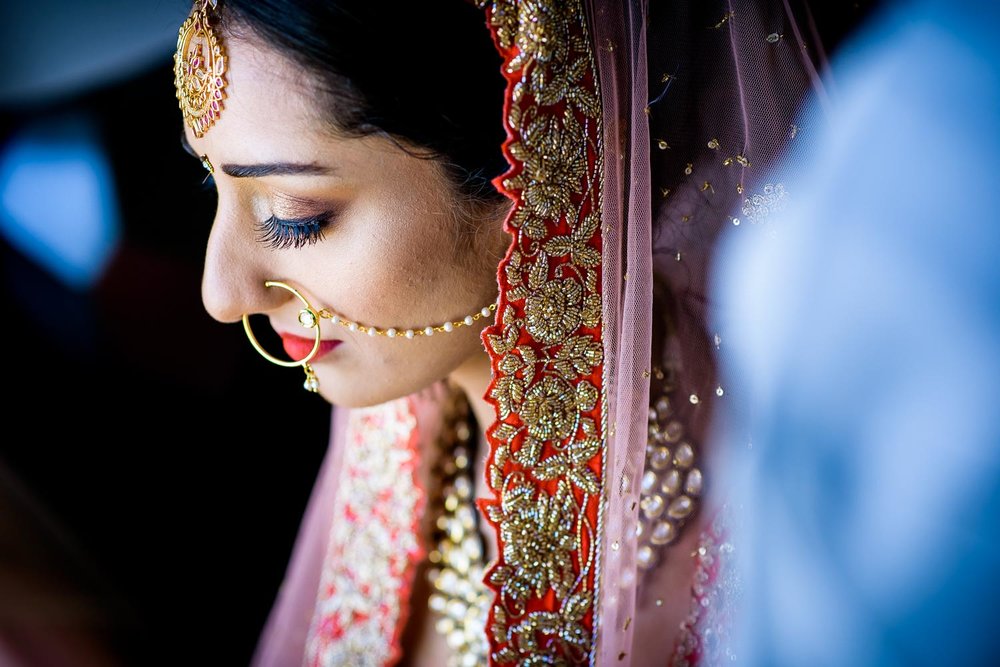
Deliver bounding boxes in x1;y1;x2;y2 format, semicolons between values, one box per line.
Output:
216;0;508;204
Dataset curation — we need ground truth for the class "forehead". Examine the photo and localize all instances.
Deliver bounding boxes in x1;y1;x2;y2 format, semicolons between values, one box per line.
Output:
180;33;328;157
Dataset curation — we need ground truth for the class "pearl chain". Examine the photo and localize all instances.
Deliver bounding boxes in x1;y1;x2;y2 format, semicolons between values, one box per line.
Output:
297;303;498;339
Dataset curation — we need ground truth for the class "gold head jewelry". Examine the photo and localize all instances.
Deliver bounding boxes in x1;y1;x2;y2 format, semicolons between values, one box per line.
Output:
174;0;227;138
242;280;498;393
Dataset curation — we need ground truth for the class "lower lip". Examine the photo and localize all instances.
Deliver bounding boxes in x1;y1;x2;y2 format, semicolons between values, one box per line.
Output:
280;334;342;363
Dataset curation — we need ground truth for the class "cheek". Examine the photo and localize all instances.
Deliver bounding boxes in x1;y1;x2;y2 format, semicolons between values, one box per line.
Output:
334;199;473;322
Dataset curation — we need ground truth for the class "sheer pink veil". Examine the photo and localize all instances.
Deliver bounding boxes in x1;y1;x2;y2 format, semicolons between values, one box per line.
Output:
247;0;837;664
588;0;832;662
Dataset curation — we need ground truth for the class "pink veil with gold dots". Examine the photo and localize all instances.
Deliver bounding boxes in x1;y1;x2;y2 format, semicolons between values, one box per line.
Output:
247;1;847;665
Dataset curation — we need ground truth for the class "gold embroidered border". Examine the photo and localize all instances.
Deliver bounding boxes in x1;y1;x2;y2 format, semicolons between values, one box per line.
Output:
476;0;605;664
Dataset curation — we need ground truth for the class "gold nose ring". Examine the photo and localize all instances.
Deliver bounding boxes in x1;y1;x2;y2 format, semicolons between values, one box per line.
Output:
242;281;323;392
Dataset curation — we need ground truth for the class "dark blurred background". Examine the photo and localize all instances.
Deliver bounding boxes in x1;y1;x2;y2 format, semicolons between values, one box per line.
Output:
0;2;332;665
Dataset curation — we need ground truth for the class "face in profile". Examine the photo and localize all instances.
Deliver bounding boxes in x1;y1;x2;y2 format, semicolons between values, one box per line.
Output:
181;33;508;407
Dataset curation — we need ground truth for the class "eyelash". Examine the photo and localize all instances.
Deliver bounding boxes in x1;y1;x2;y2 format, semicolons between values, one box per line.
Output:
194;172;331;250
255;213;333;250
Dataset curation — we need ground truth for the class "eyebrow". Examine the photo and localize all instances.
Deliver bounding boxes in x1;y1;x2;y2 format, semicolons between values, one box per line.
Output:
180;131;335;178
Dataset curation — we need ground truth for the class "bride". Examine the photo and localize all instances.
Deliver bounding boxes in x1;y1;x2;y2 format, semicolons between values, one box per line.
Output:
172;0;842;664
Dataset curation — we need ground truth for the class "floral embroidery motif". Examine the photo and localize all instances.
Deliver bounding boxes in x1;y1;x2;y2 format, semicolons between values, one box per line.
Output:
477;0;605;664
304;399;424;667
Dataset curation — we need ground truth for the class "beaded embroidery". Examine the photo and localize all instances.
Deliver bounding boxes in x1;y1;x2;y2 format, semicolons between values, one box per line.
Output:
304;399;424;667
475;0;607;663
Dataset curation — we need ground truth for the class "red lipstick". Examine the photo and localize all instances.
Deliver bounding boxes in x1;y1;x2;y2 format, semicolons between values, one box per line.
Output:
280;333;342;363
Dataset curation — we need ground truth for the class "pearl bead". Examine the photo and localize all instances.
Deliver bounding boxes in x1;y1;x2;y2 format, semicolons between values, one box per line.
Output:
685;468;703;495
636;545;654;569
313;301;496;341
667;495;693;519
298;309;316;328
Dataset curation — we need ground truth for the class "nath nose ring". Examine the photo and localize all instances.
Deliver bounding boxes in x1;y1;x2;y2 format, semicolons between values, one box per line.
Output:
242;280;322;392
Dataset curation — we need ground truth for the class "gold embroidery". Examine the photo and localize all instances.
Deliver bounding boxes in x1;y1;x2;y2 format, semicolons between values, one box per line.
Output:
525;279;584;344
477;0;605;664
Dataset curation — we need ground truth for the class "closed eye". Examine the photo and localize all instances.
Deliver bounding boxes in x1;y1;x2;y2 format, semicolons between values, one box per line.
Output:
254;213;333;250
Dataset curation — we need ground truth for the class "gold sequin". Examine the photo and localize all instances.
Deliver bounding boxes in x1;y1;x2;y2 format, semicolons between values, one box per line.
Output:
480;0;605;663
710;11;735;29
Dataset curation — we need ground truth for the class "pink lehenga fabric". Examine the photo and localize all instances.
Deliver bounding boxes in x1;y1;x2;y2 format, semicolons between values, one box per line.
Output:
248;1;834;665
250;384;451;667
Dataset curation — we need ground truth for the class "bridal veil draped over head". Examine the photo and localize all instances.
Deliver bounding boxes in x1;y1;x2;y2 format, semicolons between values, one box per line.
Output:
248;0;837;664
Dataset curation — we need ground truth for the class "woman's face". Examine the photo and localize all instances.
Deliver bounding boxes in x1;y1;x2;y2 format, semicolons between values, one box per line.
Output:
182;35;507;407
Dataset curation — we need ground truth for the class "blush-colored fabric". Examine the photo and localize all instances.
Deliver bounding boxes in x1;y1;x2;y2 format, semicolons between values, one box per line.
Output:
590;1;834;663
247;1;849;665
250;384;452;667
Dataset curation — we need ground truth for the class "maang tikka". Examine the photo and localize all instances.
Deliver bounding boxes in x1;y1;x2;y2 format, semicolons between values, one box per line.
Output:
242;281;498;393
174;0;227;138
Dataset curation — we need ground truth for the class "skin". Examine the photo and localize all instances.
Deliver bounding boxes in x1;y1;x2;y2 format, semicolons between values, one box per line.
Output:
180;25;710;663
181;33;511;661
182;34;510;416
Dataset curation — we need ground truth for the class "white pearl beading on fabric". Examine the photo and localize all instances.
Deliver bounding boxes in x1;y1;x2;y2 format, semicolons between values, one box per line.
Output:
302;303;498;339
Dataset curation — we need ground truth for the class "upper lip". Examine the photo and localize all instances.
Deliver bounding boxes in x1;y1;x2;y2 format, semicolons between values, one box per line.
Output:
276;329;339;343
271;318;339;343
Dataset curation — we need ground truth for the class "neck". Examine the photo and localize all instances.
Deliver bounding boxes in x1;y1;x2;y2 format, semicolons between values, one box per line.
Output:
447;347;496;448
447;345;498;561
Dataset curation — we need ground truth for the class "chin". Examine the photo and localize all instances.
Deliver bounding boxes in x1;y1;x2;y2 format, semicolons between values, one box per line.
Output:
314;368;436;409
311;335;483;407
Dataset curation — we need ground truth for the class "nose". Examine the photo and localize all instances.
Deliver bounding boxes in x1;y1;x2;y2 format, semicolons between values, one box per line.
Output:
200;206;278;323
